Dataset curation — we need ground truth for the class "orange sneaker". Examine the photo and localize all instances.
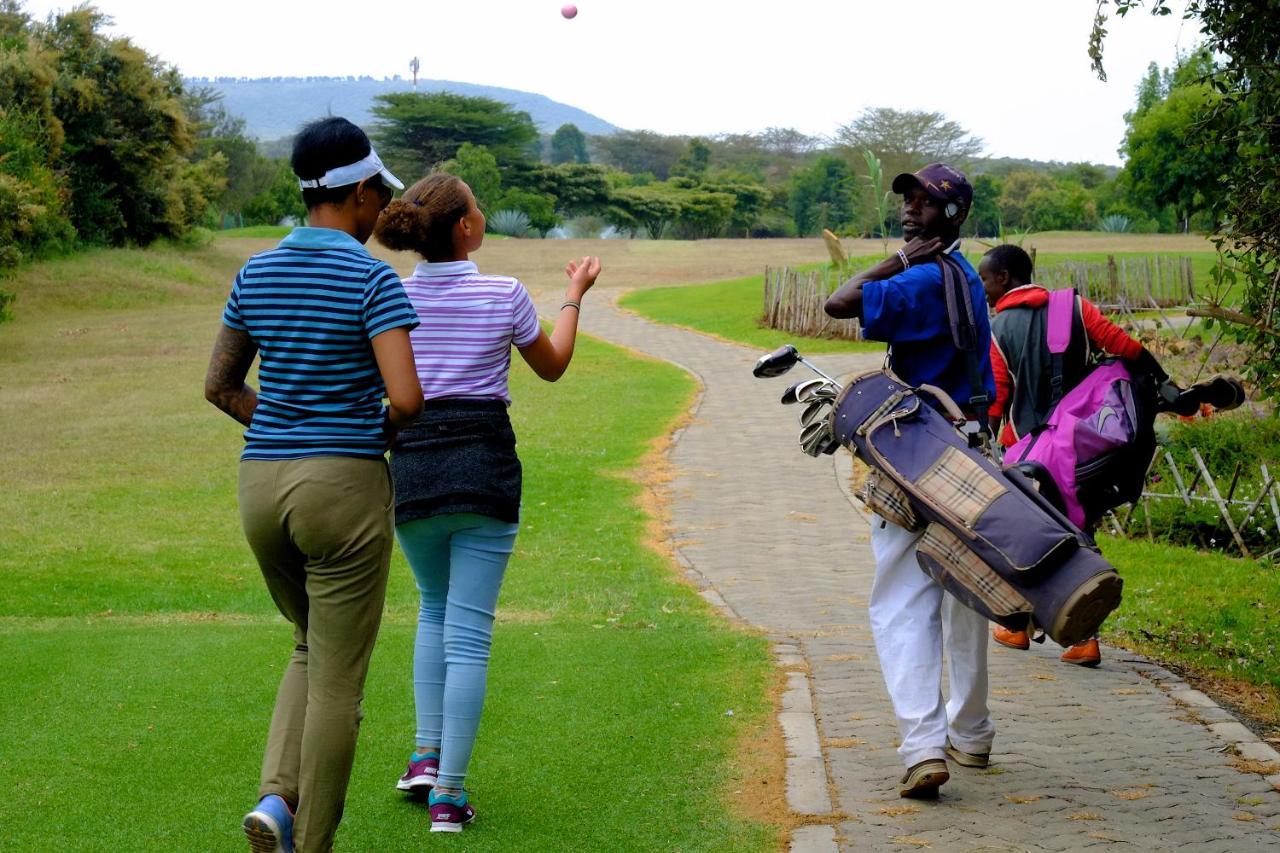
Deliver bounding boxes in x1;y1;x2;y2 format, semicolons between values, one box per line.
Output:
992;625;1030;650
1060;637;1102;667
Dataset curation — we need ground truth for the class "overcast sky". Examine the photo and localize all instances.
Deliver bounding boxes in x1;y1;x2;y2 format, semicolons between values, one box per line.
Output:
23;0;1196;165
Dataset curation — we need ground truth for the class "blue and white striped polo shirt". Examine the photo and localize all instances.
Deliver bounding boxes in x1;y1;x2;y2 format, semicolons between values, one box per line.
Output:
222;227;420;461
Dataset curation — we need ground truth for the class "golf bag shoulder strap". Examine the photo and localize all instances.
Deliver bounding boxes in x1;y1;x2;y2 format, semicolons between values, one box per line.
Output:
1045;288;1076;409
936;254;989;413
916;383;967;424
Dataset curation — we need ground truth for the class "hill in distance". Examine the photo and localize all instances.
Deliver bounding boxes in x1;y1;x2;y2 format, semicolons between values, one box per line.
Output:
189;76;621;143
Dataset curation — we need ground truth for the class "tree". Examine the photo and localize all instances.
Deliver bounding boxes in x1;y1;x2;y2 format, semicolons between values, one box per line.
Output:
495;188;558;236
500;161;612;217
671;137;712;179
1023;182;1097;231
606;185;683;239
789;155;856;236
835;108;984;180
1119;49;1232;232
549;123;589;164
698;179;770;237
440;143;503;212
591;130;686;180
241;158;306;226
371;92;538;176
0;2;74;266
996;171;1057;231
1090;0;1280;397
758;127;820;157
965;174;1004;237
38;6;200;245
672;189;735;239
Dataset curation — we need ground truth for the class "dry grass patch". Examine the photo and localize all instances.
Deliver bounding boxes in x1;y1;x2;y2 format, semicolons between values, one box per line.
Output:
1229;756;1280;776
1003;793;1044;804
1110;789;1152;800
1067;811;1104;821
877;805;919;817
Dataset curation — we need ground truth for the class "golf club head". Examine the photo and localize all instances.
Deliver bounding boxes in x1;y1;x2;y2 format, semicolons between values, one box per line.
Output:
801;427;833;457
780;381;804;405
799;420;828;446
795;379;838;404
800;399;833;429
753;344;800;378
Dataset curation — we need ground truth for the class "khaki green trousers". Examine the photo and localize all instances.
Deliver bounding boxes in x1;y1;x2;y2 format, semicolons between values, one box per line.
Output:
238;456;394;853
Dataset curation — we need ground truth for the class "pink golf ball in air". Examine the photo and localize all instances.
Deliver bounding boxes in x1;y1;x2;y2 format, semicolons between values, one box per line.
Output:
561;4;578;19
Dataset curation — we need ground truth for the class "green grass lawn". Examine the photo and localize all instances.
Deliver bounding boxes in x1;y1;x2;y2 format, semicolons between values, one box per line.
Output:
215;224;293;239
619;264;882;355
619;251;1222;356
1100;536;1280;725
0;246;776;850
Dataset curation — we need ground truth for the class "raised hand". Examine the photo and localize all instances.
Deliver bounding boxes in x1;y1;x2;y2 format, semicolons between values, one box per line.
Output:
901;236;944;266
565;256;602;300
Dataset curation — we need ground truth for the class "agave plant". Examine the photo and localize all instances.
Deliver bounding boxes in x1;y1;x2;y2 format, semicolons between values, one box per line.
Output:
489;209;531;238
1098;213;1133;233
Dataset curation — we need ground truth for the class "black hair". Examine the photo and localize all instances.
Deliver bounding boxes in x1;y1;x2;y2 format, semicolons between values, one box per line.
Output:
982;244;1034;286
291;117;386;209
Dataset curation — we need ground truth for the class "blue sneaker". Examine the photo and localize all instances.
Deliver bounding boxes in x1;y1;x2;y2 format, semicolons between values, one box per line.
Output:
242;794;294;853
428;789;476;832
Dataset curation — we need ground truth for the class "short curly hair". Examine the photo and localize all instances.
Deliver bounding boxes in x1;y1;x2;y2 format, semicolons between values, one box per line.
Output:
982;244;1034;285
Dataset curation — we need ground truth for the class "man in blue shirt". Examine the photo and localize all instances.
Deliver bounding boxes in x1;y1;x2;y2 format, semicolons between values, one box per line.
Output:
826;163;996;798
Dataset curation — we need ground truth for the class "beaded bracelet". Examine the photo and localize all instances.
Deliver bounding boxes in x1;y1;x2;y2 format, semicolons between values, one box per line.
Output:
896;249;910;270
562;301;581;312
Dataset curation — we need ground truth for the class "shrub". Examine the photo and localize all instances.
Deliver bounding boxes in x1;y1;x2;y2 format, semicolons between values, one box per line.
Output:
496;188;558;236
489;209;531;238
0;288;14;323
565;215;608;238
748;209;797;238
1098;213;1133;233
1137;412;1280;553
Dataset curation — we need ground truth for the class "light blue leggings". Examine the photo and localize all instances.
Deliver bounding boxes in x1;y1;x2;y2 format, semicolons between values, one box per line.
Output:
396;513;519;789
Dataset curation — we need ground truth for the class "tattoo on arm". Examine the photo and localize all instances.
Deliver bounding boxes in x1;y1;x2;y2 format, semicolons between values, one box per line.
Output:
204;325;259;426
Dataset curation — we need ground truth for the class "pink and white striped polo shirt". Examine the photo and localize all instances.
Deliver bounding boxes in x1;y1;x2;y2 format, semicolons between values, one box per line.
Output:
400;260;543;403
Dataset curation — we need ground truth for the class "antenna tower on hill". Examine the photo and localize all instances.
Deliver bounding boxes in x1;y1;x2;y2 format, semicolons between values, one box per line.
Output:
410;57;420;89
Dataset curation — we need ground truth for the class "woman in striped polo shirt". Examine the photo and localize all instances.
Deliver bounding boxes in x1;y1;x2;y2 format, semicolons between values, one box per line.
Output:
373;174;599;832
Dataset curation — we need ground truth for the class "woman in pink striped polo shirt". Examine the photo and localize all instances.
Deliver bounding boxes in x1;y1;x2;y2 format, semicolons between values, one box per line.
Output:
374;173;599;832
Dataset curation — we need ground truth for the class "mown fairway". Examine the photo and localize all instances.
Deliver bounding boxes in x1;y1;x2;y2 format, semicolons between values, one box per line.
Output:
0;238;779;851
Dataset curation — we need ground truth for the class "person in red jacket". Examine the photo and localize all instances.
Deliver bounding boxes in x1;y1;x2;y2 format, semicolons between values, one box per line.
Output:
979;244;1161;667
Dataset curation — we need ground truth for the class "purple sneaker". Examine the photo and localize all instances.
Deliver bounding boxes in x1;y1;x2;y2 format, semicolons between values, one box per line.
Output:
395;752;439;792
428;790;476;832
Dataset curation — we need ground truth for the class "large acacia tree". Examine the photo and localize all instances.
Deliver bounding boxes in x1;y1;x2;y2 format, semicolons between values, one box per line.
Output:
371;92;539;177
834;108;984;181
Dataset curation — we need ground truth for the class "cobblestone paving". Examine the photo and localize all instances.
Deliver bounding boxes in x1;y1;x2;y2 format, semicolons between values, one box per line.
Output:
553;292;1280;851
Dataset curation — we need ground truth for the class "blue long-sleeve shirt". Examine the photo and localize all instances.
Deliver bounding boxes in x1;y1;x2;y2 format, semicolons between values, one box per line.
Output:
860;248;995;410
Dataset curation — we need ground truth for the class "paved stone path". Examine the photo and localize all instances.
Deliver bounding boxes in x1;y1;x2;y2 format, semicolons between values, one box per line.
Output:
546;291;1280;851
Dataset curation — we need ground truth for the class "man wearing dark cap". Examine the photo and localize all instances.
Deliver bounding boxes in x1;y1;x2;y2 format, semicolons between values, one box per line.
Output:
826;163;996;798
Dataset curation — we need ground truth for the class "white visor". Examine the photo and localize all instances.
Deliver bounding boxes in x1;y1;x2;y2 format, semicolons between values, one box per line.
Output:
297;148;404;192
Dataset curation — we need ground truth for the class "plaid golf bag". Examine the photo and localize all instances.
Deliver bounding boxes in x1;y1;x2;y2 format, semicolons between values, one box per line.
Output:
832;369;1122;647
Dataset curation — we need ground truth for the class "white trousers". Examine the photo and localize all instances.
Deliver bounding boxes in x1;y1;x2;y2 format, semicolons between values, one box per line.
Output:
868;515;995;768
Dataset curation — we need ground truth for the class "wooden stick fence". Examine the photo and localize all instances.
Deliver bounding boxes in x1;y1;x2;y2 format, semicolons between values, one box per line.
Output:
1037;255;1195;311
762;266;862;340
1118;451;1280;559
